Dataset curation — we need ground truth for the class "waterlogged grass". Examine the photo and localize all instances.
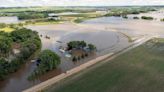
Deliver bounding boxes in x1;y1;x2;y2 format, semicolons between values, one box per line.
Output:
46;38;164;92
0;27;14;32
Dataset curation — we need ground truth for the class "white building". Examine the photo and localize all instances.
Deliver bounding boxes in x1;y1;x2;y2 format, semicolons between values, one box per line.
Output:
48;13;61;20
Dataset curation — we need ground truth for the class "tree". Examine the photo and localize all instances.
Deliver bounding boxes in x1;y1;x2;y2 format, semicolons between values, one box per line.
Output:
79;41;87;48
88;44;96;51
11;28;39;42
0;37;12;56
67;41;87;50
38;50;60;71
28;50;61;80
0;58;9;80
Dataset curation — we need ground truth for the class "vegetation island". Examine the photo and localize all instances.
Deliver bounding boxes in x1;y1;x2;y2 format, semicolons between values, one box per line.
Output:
0;28;41;80
59;41;97;62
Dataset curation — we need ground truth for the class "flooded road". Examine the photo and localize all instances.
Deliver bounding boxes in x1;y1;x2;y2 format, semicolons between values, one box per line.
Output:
1;10;164;92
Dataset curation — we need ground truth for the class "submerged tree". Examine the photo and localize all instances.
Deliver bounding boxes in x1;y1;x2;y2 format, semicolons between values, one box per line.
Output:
88;44;97;51
28;50;61;80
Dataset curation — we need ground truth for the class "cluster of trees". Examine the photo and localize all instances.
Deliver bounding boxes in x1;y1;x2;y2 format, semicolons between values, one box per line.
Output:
28;50;61;80
67;41;87;50
16;13;48;20
11;28;40;42
141;16;154;20
67;41;96;62
0;28;41;80
71;43;96;62
105;7;156;17
67;41;96;51
11;28;41;63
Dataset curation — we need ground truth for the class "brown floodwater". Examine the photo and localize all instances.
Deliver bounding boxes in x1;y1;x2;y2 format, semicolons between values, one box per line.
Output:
1;10;164;92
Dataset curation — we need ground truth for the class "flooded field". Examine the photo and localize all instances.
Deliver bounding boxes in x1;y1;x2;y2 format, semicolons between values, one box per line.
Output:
1;10;164;92
0;16;19;24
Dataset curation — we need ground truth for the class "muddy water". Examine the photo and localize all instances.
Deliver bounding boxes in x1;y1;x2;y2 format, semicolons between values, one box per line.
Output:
1;10;164;92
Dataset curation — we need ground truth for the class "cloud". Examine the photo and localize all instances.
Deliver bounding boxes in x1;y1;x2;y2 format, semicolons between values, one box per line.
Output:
0;0;164;7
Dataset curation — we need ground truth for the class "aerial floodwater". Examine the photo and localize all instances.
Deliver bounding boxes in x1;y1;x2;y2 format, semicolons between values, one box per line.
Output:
0;16;19;24
1;10;164;92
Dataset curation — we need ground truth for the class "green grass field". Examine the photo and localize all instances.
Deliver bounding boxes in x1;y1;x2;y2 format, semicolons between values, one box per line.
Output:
45;38;164;92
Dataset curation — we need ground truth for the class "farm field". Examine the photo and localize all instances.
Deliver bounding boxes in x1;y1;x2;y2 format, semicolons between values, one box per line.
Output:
46;38;164;92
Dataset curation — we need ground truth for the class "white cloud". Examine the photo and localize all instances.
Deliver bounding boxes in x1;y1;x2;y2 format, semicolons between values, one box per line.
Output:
0;0;164;7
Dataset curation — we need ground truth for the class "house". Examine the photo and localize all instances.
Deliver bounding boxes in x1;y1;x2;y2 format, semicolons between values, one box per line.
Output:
12;43;21;55
48;13;61;20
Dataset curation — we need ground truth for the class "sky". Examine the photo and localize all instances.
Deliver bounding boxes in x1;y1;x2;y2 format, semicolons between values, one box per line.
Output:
0;0;164;7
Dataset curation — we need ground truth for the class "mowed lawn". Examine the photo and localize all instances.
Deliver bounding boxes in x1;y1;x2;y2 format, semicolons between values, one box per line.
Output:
46;38;164;92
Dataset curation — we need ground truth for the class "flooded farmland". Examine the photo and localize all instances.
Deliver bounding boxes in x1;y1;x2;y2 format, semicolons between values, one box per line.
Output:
0;16;19;24
1;10;164;92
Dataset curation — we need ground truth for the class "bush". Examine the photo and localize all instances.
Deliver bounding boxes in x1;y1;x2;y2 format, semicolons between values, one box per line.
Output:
133;17;139;19
141;16;153;20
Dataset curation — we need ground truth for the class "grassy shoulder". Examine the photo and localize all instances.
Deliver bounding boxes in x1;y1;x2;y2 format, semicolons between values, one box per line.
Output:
45;38;164;92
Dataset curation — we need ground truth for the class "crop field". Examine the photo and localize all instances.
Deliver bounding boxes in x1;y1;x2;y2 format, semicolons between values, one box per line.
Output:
45;38;164;92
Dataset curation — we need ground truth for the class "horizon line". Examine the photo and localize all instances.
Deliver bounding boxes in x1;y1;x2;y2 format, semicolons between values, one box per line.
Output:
0;5;164;8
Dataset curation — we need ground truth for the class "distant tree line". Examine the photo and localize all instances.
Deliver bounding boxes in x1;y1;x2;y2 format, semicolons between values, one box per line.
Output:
105;7;156;17
16;13;48;20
